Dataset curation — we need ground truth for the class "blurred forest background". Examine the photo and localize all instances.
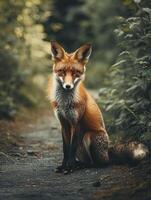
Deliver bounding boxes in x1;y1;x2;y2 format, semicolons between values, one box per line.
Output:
0;0;151;141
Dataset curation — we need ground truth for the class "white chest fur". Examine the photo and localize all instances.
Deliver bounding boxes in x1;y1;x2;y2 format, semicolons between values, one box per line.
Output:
53;80;78;124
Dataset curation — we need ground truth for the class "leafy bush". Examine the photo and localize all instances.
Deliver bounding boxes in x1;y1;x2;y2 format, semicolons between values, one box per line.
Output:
0;0;50;119
0;1;25;118
100;0;151;140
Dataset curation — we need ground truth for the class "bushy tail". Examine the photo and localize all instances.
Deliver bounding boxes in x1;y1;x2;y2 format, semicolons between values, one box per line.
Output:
108;141;149;165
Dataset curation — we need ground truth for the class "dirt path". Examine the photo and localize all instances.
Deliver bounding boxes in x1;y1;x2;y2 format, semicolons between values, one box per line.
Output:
0;112;151;200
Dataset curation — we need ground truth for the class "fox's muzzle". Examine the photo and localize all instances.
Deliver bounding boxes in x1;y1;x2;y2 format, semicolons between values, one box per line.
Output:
62;73;74;90
63;83;74;90
56;72;82;90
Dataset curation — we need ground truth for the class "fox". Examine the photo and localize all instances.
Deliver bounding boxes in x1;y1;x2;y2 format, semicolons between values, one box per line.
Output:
48;41;149;174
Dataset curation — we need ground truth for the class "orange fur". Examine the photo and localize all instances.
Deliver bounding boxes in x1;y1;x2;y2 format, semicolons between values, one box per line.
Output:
47;42;149;173
48;45;102;124
47;42;109;172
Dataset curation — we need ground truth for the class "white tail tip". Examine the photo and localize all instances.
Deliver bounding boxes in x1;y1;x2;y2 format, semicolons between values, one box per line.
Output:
133;144;149;160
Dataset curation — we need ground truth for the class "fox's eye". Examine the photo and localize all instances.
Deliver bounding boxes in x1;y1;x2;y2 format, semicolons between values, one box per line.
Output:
73;70;81;77
57;70;65;76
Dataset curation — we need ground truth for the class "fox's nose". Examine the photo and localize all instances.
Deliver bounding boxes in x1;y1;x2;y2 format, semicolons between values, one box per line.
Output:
63;83;73;90
65;84;71;89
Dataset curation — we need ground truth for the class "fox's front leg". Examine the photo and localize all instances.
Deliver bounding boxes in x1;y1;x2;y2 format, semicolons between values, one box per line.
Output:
56;125;78;173
55;130;68;173
55;126;69;173
66;126;79;170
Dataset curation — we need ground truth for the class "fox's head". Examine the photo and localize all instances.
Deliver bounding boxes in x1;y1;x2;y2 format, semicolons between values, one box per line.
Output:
50;41;92;90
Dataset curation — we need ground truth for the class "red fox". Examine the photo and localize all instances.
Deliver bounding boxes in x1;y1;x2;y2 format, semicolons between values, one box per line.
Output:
48;41;149;174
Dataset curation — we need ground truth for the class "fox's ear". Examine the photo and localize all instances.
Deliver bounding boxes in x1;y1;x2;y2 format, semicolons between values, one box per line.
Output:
74;44;92;62
50;41;65;61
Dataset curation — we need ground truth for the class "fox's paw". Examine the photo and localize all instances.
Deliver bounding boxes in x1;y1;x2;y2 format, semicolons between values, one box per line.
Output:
55;160;85;174
63;159;80;174
55;162;75;174
55;165;66;173
63;168;73;175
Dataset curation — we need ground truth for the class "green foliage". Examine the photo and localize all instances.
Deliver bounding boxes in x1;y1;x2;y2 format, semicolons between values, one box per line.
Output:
0;0;50;119
0;0;25;118
100;0;151;140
